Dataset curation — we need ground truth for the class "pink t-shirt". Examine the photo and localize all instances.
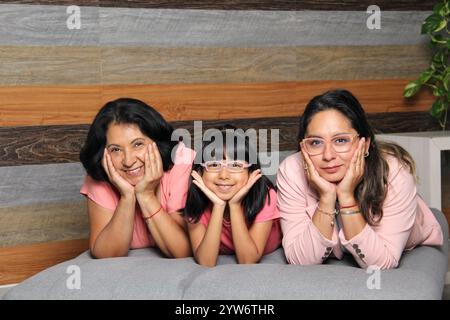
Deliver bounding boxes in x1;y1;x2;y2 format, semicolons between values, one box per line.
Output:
80;142;195;249
198;188;282;255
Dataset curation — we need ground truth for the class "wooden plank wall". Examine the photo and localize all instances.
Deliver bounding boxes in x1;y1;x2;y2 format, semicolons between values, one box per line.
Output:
0;0;443;285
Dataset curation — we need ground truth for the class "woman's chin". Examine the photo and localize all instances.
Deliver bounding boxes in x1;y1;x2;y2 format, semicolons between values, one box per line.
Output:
320;171;345;183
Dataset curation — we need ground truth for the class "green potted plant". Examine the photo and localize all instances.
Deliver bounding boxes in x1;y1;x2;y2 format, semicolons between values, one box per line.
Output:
403;0;449;130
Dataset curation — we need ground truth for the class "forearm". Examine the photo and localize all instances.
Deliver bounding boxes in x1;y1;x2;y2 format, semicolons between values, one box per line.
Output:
137;193;191;258
193;205;225;267
91;195;136;258
229;204;261;264
311;196;336;240
337;196;366;240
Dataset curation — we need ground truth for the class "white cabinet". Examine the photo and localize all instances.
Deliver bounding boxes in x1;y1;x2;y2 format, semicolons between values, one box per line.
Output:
376;131;450;210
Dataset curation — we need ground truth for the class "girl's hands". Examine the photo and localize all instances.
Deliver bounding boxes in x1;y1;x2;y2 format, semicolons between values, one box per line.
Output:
228;169;262;205
135;142;164;197
301;148;337;202
336;137;366;203
102;149;135;198
191;171;227;207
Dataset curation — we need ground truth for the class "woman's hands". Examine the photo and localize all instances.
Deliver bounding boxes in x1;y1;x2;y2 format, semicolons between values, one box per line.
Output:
134;142;164;197
336;138;366;205
191;171;226;207
301;137;367;205
102;149;135;198
301;148;337;203
102;142;163;199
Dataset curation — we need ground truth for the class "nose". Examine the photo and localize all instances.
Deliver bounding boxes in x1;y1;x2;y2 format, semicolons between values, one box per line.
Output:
218;165;230;179
122;150;137;168
322;142;336;161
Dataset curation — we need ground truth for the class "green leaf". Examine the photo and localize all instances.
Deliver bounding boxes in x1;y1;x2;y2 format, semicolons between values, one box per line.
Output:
403;80;422;97
418;69;434;84
433;86;447;96
430;99;446;118
432;34;447;44
422;14;447;34
434;3;445;16
442;68;450;90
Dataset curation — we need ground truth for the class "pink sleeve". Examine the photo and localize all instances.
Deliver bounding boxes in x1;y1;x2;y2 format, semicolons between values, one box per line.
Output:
277;154;338;265
79;175;117;211
165;142;196;213
254;189;280;223
338;157;417;269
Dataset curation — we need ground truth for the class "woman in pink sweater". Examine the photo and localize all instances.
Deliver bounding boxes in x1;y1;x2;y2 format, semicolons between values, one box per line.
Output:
277;89;443;269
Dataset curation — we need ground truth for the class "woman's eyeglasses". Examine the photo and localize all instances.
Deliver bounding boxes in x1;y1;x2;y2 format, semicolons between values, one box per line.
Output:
301;134;360;156
201;160;251;173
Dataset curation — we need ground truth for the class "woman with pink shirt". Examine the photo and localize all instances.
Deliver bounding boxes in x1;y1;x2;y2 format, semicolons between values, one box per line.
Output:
277;89;444;269
79;98;195;259
184;125;281;267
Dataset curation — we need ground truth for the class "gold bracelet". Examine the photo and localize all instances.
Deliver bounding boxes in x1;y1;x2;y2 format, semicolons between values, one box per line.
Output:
317;206;338;226
339;209;361;215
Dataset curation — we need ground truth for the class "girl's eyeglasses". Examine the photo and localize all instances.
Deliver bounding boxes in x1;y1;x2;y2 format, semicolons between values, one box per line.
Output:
201;160;251;173
301;134;360;156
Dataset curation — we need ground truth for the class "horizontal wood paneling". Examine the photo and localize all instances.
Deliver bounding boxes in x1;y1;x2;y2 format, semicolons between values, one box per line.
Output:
0;112;442;167
0;201;89;247
0;6;429;46
0;163;85;206
0;45;430;85
1;0;435;11
0;80;435;126
0;46;101;85
0;239;89;285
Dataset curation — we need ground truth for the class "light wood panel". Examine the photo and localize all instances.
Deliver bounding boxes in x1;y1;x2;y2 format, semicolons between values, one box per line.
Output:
0;45;430;85
0;201;89;247
0;239;89;285
0;6;428;46
0;46;101;85
0;80;435;126
0;163;85;207
1;0;435;10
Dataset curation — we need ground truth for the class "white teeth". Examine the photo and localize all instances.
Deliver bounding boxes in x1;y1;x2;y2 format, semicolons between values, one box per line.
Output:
126;167;142;176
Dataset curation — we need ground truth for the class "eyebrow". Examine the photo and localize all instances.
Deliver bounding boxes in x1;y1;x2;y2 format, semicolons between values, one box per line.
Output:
305;132;353;138
107;138;145;148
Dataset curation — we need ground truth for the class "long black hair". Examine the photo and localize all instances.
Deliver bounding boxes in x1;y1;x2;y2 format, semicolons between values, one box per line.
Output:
183;125;274;224
298;89;415;225
79;98;178;182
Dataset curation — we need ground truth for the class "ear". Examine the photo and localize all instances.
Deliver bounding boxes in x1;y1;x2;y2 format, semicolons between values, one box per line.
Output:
364;137;372;153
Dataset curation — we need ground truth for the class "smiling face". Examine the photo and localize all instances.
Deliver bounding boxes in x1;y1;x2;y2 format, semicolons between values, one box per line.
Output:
302;109;362;183
105;122;153;186
201;155;250;201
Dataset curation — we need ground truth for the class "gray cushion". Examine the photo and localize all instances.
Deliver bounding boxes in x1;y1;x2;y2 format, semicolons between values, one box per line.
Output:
4;208;448;300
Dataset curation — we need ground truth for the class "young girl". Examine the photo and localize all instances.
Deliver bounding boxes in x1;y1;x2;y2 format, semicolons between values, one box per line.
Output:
277;89;444;269
79;98;195;259
184;125;282;267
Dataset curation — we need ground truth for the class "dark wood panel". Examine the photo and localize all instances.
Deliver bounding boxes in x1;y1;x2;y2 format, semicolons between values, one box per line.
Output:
0;112;442;166
1;0;434;10
0;238;89;285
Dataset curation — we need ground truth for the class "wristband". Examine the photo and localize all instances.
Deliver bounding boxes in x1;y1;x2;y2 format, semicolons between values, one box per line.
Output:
339;209;361;215
143;205;163;221
339;203;358;209
317;206;338;226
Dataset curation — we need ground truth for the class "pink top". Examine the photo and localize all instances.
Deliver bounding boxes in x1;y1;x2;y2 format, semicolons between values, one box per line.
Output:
80;142;195;249
277;152;444;269
198;188;282;255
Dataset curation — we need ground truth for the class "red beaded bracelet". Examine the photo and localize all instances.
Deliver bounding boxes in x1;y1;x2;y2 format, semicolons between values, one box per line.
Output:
143;205;163;221
339;203;358;209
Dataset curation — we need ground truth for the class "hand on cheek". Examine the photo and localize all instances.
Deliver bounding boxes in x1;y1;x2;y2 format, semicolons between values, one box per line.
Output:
336;137;366;202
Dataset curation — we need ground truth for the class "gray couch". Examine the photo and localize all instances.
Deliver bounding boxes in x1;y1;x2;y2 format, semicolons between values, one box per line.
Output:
3;207;448;300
